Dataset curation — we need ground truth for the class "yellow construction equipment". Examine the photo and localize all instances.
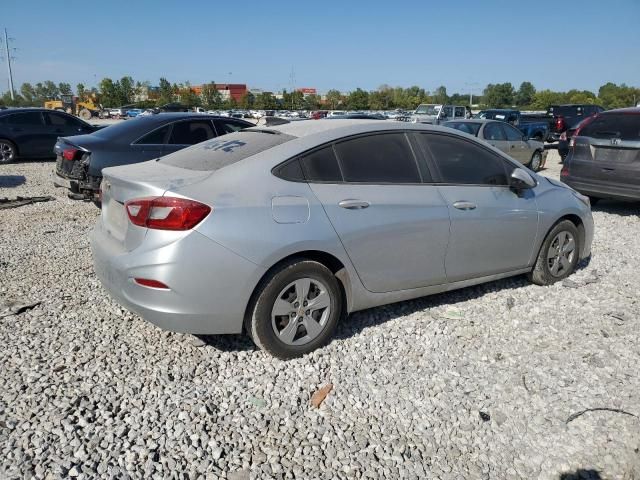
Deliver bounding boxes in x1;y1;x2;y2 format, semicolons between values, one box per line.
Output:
44;94;103;120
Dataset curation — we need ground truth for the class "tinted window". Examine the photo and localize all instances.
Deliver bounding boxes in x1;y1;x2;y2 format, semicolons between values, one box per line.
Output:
215;120;249;134
169;120;216;144
444;122;481;136
161;130;295;171
579;114;640;141
44;112;82;128
504;124;523;141
454;107;466;118
483;123;507;141
275;159;305;181
334;133;420;183
9;112;43;125
135;124;171;144
419;134;508;185
300;146;342;182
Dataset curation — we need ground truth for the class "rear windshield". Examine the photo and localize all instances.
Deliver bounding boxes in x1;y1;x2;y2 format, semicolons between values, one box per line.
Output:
443;122;481;136
579;114;640;141
160;130;295;171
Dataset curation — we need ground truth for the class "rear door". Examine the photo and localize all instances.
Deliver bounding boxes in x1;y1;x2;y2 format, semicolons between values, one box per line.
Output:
4;111;49;156
416;133;539;282
163;119;217;155
130;123;171;161
572;113;640;196
481;122;510;155
305;133;451;293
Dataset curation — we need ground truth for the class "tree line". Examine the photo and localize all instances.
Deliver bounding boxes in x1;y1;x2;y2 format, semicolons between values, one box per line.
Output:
1;76;638;111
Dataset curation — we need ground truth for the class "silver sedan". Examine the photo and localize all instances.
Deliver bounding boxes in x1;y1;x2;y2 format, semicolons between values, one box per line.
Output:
91;120;593;358
443;119;547;171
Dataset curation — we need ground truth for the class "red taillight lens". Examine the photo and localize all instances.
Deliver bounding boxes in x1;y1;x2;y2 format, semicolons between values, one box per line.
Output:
555;116;565;132
134;278;169;289
125;196;211;230
560;165;569;178
63;148;79;161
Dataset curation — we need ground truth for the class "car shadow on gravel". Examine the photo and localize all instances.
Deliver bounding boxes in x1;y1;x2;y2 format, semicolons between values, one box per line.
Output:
196;333;257;353
559;469;602;480
0;175;26;188
592;200;640;217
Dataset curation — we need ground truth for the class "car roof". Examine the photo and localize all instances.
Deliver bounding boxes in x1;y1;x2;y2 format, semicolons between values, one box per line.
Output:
601;107;640;114
0;107;52;115
445;119;491;124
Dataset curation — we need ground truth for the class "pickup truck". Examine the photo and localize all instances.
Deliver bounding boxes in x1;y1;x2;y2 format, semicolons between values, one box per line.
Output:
476;109;550;142
545;104;604;142
400;104;471;125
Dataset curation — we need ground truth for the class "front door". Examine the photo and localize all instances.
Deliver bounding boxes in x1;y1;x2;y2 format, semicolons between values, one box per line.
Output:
416;132;539;282
503;123;531;164
302;134;451;293
482;121;510;156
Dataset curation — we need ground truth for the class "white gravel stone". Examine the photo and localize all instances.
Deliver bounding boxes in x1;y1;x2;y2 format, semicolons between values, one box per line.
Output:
1;152;639;479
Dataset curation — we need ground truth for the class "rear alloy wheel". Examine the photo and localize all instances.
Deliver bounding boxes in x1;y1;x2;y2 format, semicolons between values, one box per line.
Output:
0;140;16;164
528;220;580;285
247;260;342;359
529;151;543;172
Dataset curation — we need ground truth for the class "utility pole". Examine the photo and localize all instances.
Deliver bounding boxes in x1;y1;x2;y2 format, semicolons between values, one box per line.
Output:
3;28;15;100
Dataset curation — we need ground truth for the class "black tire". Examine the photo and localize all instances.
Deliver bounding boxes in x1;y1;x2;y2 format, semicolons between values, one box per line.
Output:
528;220;580;286
246;259;342;359
0;139;17;164
528;151;543;172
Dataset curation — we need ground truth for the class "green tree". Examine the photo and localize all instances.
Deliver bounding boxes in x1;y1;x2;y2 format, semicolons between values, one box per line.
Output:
483;83;515;108
598;82;639;109
432;85;448;104
515;81;536;107
76;83;87;101
303;94;321;110
99;78;119;106
117;76;135;105
238;92;255;109
20;83;36;105
42;81;59;99
325;89;343;109
529;89;566;110
178;82;201;107
58;82;72;95
157;77;174;106
346;88;369;110
201;82;223;110
254;92;277;110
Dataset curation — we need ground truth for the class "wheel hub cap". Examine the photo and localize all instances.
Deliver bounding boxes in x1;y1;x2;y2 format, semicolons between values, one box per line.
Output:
547;231;576;277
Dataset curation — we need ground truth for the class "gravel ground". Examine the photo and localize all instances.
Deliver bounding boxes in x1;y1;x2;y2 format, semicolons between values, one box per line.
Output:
1;150;639;480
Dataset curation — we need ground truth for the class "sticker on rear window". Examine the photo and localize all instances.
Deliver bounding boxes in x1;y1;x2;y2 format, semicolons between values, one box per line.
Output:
203;139;247;153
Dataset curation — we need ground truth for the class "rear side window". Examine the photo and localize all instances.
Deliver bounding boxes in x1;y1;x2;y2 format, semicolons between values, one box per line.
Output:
418;134;509;186
444;122;480;136
9;112;43;125
214;119;249;134
504;124;523;141
300;146;342;182
334;133;421;183
161;130;295;171
579;114;640;141
135;124;171;144
169;120;216;145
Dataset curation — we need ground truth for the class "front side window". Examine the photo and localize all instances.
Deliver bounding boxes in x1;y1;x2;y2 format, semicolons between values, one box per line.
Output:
504;124;523;141
334;133;421;183
168;120;216;145
483;122;507;141
418;134;509;186
443;122;481;137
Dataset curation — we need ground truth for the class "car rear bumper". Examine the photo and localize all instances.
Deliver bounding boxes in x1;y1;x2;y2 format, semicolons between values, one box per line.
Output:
565;178;640;202
90;223;267;335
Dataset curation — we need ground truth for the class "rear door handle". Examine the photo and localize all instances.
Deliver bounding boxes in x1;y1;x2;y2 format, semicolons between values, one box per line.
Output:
453;201;477;210
338;199;370;210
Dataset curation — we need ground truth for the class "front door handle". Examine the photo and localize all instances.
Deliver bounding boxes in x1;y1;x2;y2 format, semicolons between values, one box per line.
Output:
453;201;477;211
338;199;370;210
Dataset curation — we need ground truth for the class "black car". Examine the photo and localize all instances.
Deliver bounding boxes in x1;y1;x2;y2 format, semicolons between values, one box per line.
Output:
546;104;604;142
562;107;640;203
53;113;253;202
0;108;98;163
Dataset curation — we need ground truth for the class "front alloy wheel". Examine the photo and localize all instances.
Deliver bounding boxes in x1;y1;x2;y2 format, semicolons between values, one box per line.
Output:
0;141;16;163
529;151;542;172
529;220;580;285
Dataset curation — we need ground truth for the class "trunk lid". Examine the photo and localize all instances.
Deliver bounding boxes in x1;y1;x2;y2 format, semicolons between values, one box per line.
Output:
100;160;211;251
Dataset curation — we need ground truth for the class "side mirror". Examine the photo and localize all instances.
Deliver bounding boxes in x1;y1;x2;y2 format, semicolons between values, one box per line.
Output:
510;167;536;190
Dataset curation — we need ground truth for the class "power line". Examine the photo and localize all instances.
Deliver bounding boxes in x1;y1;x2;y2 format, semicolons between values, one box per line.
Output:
1;28;16;100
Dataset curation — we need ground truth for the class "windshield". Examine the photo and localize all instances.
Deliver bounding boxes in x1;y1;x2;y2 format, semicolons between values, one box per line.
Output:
160;130;296;171
477;110;507;120
414;104;441;115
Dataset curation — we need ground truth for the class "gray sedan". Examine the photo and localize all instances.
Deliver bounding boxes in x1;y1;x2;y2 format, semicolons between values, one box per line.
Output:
443;119;547;171
92;120;593;359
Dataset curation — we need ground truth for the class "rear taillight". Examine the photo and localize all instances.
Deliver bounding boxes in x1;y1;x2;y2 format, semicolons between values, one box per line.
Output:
555;116;565;132
63;148;79;161
125;196;211;231
561;165;569;178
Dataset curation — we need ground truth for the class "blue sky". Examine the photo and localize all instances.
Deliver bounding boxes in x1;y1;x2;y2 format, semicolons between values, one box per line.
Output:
2;0;638;95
